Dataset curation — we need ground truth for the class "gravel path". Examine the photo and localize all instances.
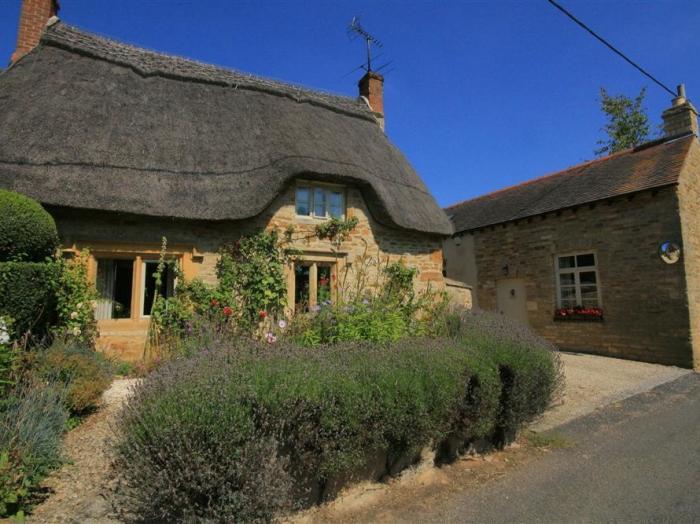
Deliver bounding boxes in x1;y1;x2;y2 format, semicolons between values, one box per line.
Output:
27;378;138;524
530;352;691;432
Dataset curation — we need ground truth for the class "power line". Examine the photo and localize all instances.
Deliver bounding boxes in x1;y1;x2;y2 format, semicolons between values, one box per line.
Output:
547;0;677;97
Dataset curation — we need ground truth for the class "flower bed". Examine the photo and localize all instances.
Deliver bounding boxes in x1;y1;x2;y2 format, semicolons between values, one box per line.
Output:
554;307;604;322
112;310;562;522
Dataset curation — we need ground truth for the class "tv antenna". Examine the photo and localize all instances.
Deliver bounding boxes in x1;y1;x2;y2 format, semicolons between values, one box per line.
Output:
347;17;386;73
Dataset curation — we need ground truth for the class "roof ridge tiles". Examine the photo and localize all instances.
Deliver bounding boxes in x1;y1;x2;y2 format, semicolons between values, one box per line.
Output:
445;133;694;212
38;19;372;119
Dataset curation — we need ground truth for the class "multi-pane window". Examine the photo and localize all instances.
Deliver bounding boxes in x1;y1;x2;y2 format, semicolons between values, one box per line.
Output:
94;257;176;320
555;253;601;308
295;184;345;219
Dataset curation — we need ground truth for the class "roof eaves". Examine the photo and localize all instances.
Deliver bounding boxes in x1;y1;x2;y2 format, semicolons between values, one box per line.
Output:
445;133;695;214
452;181;680;234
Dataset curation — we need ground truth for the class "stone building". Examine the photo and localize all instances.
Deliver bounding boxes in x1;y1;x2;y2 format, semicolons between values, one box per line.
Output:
444;89;700;370
0;2;451;360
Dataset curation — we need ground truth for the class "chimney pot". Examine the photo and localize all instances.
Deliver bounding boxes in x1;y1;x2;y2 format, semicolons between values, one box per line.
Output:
10;0;59;65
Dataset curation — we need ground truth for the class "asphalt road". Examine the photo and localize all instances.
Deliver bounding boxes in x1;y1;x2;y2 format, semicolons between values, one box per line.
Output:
407;372;700;524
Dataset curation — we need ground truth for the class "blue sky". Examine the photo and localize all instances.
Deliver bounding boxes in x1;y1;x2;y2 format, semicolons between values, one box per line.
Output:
1;0;698;207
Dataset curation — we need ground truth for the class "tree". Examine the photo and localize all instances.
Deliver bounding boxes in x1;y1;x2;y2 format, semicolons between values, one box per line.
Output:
595;87;650;157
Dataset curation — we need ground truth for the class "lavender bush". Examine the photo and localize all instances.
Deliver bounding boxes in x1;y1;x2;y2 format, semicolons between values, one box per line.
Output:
112;309;561;522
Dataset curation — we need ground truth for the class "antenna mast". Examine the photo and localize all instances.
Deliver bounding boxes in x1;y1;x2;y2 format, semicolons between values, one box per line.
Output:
347;17;383;72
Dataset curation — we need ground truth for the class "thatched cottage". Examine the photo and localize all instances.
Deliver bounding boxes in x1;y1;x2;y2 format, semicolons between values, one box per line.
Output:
444;89;700;371
0;1;452;359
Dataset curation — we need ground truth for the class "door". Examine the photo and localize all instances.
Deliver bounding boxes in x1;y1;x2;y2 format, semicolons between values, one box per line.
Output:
496;279;528;325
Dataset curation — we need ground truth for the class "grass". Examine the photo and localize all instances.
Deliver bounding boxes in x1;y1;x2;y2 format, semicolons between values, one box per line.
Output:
524;431;573;449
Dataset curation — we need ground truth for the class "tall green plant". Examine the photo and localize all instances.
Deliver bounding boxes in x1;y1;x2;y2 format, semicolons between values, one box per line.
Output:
53;250;98;345
595;87;650;156
217;231;288;331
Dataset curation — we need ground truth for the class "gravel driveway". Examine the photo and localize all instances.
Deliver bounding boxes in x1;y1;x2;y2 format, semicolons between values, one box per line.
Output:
530;351;691;432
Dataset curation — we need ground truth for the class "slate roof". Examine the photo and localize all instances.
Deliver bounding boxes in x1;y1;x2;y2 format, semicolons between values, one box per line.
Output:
446;133;696;233
0;20;452;235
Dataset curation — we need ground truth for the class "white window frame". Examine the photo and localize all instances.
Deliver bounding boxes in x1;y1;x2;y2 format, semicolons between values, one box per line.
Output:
295;182;346;220
554;252;602;308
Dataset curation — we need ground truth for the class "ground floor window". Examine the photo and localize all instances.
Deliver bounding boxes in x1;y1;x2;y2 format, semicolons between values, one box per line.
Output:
555;252;601;308
95;257;176;320
294;261;334;312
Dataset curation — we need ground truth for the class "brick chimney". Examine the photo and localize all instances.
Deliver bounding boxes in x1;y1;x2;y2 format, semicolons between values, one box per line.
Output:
359;71;385;131
662;84;698;138
10;0;59;64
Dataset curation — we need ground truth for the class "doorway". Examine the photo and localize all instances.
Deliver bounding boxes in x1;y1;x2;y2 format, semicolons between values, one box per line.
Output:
496;279;529;325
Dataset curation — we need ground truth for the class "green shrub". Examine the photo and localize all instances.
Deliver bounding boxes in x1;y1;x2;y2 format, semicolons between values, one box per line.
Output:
288;300;410;346
53;250;98;345
456;309;563;442
0;261;58;339
32;340;113;415
0;317;20;402
0;190;58;263
217;231;288;331
0;384;68;518
114;336;511;518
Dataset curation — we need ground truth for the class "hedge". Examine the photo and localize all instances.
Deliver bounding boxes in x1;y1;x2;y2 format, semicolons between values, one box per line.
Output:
113;313;562;522
0;262;58;339
0;190;58;263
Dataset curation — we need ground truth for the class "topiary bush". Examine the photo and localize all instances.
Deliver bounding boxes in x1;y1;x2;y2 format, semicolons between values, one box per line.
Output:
0;190;58;263
0;261;58;339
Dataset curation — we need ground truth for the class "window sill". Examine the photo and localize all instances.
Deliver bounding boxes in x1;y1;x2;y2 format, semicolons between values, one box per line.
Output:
553;315;604;322
295;215;345;223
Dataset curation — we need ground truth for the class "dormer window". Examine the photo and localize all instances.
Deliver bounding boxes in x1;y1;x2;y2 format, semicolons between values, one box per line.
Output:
296;184;345;219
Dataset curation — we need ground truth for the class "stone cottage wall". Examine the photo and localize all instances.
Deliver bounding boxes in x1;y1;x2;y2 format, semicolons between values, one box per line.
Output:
51;183;444;293
449;186;692;367
677;138;700;371
50;183;444;360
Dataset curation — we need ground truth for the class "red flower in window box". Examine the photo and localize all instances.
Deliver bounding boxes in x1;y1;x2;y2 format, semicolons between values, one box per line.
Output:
554;306;603;321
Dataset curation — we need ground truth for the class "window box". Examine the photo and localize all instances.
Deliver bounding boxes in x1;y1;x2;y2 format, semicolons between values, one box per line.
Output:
554;307;604;322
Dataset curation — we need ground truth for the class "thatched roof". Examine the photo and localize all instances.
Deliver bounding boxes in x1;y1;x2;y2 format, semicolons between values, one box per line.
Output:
0;20;452;236
447;133;696;233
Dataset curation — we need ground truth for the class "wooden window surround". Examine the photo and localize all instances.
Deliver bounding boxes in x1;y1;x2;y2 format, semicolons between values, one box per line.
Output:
64;241;200;327
286;251;347;314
